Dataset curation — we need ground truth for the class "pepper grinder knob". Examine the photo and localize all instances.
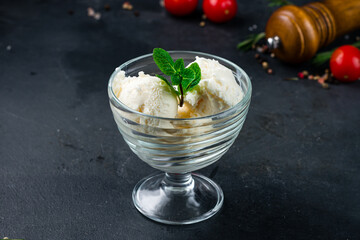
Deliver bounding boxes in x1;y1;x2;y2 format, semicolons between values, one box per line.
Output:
267;36;281;50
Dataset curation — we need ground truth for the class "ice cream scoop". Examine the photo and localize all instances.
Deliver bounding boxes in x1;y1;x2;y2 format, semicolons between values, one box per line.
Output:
111;70;178;128
177;57;244;118
112;71;178;118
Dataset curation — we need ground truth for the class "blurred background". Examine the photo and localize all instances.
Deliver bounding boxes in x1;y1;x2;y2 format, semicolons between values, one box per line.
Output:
0;0;359;239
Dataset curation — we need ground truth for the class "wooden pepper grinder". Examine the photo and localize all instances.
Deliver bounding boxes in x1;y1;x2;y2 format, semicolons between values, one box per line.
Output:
265;0;360;63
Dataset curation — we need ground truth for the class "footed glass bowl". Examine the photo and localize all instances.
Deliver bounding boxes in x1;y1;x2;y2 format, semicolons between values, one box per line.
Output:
108;51;252;225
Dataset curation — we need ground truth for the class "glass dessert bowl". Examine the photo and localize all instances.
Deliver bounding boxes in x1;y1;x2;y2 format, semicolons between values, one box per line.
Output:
108;51;252;225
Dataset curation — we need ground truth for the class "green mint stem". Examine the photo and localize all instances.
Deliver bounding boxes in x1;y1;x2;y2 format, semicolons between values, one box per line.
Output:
179;81;184;107
237;32;266;52
153;48;202;107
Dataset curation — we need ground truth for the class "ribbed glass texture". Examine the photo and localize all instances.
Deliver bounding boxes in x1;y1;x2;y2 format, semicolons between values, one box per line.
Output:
108;51;252;174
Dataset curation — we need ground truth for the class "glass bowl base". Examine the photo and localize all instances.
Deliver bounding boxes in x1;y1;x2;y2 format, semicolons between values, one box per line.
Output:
132;172;224;225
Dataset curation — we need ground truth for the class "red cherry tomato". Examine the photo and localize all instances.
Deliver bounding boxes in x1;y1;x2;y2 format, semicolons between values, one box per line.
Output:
203;0;237;23
330;45;360;82
164;0;198;16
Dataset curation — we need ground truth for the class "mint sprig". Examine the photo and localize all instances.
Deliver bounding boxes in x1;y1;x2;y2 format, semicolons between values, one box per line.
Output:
153;48;201;107
267;0;292;7
237;32;266;52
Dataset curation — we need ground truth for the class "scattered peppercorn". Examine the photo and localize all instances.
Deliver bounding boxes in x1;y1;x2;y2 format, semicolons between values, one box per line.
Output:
94;13;101;20
261;61;269;69
321;82;329;89
87;7;101;20
302;70;309;78
87;7;95;16
297;72;304;79
246;39;276;75
123;2;133;10
256;45;266;53
286;68;339;89
68;10;74;15
104;4;111;11
134;10;140;17
318;77;325;84
323;74;329;81
199;21;206;27
262;45;269;53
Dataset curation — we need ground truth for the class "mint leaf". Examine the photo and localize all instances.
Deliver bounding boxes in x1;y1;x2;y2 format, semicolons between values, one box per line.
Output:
153;48;176;76
152;48;203;107
174;58;185;73
171;74;181;85
181;68;195;82
186;62;201;91
156;74;180;96
156;74;171;87
181;68;197;91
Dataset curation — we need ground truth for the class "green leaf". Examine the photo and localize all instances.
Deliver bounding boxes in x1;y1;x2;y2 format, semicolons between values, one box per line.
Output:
180;68;195;88
156;74;171;86
153;48;176;76
174;58;185;73
171;74;181;85
188;62;201;80
353;41;360;48
181;68;195;80
186;62;201;91
311;50;333;66
156;74;180;96
152;48;204;106
181;68;196;91
253;32;266;44
187;81;201;91
267;0;292;7
237;32;266;52
236;38;254;51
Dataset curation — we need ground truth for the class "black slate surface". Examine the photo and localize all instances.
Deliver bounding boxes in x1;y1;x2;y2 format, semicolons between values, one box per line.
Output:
1;0;360;239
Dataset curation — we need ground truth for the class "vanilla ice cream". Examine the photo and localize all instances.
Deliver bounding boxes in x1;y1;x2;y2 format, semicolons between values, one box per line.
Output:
111;71;178;128
112;57;243;122
177;57;243;118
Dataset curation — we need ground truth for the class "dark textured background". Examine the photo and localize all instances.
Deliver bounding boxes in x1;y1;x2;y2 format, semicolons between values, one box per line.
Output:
1;0;359;239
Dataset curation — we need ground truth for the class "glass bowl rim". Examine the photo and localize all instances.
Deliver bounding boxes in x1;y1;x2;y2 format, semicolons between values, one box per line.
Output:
108;50;252;121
